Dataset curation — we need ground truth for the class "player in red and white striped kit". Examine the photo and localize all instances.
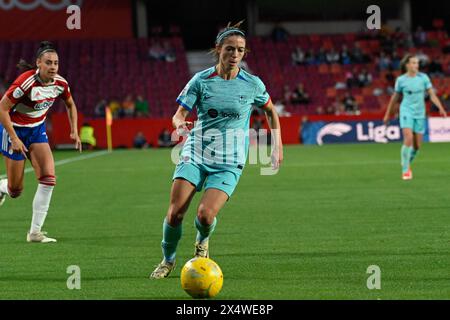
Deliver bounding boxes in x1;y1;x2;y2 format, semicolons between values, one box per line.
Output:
0;41;81;243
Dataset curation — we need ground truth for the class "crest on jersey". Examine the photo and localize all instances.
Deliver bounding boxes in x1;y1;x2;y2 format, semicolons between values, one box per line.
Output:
239;95;248;105
13;87;24;99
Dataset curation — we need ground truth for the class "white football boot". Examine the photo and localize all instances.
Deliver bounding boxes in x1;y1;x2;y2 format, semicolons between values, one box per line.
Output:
27;231;57;243
150;259;176;279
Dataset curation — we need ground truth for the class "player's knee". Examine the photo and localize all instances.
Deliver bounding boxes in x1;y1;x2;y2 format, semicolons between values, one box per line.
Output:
167;204;186;224
197;205;216;225
8;187;23;198
39;175;56;186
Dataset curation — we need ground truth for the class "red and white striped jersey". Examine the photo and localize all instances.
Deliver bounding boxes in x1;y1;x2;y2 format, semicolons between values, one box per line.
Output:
5;69;71;127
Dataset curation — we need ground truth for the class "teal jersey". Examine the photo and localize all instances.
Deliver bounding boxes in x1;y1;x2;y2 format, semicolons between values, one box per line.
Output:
395;72;432;118
176;67;270;167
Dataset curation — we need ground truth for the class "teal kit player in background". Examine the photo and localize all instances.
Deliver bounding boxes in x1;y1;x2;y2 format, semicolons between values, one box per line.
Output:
150;21;283;278
384;54;447;180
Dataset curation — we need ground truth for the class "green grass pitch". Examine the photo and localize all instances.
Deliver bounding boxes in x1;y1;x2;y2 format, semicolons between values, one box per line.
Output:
0;143;449;299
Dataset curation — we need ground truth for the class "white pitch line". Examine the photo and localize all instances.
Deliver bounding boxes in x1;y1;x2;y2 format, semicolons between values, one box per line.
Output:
0;150;110;179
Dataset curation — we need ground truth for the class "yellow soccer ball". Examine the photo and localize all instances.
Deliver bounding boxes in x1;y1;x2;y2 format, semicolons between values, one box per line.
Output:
180;257;223;299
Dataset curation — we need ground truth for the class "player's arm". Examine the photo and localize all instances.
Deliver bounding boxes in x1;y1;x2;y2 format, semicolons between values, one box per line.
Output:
0;95;28;157
383;92;400;125
172;105;193;136
63;96;82;152
427;88;447;117
261;100;283;169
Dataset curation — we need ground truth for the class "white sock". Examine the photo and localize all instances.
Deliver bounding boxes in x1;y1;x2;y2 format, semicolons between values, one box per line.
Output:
30;184;54;234
0;179;9;195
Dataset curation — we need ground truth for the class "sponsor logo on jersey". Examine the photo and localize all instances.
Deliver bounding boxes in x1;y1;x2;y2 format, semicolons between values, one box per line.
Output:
208;109;219;118
221;111;240;119
34;100;55;111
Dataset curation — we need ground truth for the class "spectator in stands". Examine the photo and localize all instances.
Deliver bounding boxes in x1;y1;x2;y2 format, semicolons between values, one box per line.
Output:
274;100;291;117
292;47;305;65
79;122;96;150
282;85;293;104
316;47;327;64
340;45;351;65
148;40;165;60
391;51;401;70
121;94;136;118
94;99;107;118
377;52;391;71
326;48;340;64
135;95;149;117
305;49;317;65
133;131;148;149
342;92;359;114
351;43;364;63
324;106;333;114
357;68;372;87
428;56;444;77
416;50;430;68
162;41;176;62
345;68;358;89
271;22;289;42
108;98;121;118
315;106;324;115
291;83;310;104
380;34;396;55
330;97;345;115
413;26;427;46
158;128;175;148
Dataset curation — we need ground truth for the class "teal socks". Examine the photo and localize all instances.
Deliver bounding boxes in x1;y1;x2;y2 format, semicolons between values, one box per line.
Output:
161;219;182;263
401;145;413;173
195;216;217;243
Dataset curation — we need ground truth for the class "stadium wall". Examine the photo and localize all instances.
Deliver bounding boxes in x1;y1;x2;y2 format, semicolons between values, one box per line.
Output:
48;113;390;149
0;0;133;40
49;113;448;149
255;20;406;35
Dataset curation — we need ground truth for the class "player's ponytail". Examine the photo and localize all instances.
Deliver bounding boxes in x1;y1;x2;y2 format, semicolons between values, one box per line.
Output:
400;54;415;73
16;41;57;71
16;59;35;71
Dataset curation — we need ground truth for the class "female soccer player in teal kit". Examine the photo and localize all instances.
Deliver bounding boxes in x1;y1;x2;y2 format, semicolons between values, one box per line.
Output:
384;54;447;180
150;21;283;278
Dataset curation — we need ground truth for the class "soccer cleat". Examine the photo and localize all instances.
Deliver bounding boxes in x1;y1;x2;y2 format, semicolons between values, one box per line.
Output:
26;231;57;243
150;260;176;279
194;239;209;258
402;168;413;180
0;192;6;206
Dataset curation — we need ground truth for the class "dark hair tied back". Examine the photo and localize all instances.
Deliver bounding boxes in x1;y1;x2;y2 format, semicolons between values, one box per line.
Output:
16;40;57;72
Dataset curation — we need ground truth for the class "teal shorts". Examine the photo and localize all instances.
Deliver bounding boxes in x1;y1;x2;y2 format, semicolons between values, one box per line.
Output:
399;115;426;134
173;161;242;198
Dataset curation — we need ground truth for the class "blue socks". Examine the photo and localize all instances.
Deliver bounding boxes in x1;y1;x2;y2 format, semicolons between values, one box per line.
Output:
195;216;217;243
161;219;182;263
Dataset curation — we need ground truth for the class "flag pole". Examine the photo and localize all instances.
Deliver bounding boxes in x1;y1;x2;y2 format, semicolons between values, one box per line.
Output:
105;106;113;152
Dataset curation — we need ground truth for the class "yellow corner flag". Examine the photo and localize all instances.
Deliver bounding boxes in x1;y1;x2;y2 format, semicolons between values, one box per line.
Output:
105;106;113;152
